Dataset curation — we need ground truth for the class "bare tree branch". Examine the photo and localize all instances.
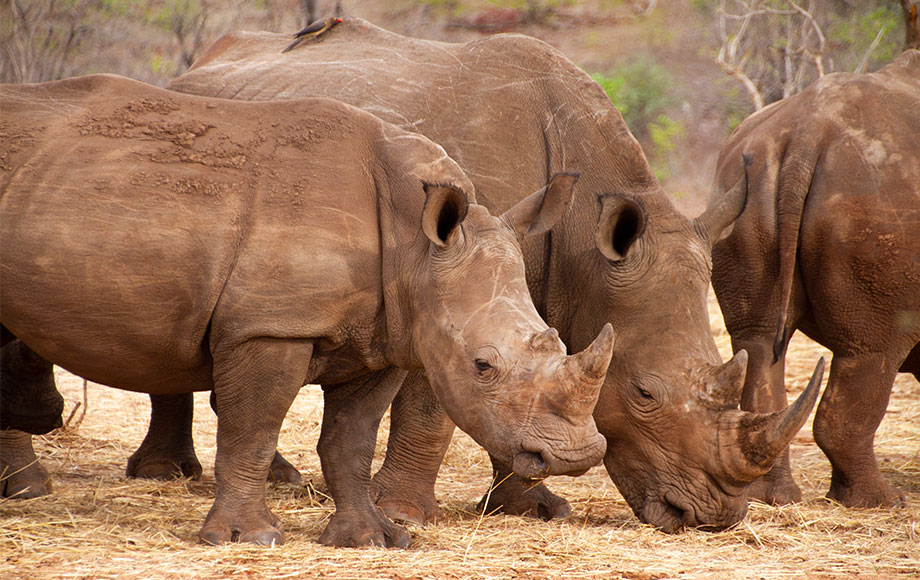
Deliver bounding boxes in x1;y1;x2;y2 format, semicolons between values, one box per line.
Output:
855;24;888;73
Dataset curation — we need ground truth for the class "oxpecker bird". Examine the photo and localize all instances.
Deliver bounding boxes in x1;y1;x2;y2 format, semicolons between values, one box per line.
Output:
282;17;343;53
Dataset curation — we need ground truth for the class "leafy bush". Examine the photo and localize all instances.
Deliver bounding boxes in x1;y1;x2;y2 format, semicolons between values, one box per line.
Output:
590;56;683;179
591;56;675;135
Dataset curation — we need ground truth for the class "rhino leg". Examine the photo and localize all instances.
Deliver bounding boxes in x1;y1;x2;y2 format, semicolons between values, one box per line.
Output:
198;338;312;546
477;455;572;520
317;367;412;548
736;340;804;505
129;393;301;484
209;391;302;485
266;450;302;485
1;339;64;435
814;353;906;508
127;393;203;480
0;429;53;499
372;370;453;525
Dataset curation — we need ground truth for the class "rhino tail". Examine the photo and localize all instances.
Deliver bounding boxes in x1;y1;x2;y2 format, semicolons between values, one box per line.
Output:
771;135;822;363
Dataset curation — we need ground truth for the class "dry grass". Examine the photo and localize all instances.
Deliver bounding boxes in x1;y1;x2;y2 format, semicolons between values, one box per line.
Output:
2;291;918;579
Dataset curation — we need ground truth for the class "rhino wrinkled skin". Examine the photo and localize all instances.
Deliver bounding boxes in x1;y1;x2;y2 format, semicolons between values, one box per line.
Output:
133;18;825;533
0;74;616;547
710;50;920;508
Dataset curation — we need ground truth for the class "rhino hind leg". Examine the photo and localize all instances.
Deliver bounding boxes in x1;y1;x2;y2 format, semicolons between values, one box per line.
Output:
266;451;302;485
0;429;53;499
372;371;454;526
198;338;313;546
128;393;203;480
743;451;802;505
814;352;906;508
130;393;302;484
317;367;412;548
477;455;572;520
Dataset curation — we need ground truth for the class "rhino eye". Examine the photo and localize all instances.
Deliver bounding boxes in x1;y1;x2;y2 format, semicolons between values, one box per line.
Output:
474;359;493;373
637;387;654;400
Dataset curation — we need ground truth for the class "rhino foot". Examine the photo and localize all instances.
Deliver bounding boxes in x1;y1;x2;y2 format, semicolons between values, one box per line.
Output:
126;446;203;481
318;507;413;548
199;505;285;546
372;475;440;525
827;477;906;508
477;477;572;521
1;429;53;499
745;472;802;505
1;455;53;499
267;451;302;485
376;496;436;526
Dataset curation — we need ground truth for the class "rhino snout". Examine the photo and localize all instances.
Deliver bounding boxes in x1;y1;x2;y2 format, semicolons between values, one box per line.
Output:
512;451;549;480
512;430;607;479
637;489;748;533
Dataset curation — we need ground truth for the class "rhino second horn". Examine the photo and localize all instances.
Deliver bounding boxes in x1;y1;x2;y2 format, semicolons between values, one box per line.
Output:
700;350;748;410
530;327;562;352
724;357;825;482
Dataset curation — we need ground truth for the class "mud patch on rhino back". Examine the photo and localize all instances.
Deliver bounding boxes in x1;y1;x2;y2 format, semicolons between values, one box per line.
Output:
0;123;39;172
76;97;249;169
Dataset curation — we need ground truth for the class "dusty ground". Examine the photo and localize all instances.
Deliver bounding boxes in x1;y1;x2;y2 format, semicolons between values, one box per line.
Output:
2;292;918;579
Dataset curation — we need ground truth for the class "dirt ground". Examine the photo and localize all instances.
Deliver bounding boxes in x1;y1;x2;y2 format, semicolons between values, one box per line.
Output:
2;291;918;580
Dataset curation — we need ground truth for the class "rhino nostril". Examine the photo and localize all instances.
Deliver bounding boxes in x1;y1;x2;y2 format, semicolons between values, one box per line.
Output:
512;451;548;481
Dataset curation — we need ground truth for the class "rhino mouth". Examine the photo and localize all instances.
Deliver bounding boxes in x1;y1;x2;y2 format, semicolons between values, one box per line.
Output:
637;488;747;533
510;433;606;480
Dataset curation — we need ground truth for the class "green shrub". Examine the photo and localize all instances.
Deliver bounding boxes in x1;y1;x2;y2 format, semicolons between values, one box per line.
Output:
591;56;682;180
590;56;675;135
648;114;684;180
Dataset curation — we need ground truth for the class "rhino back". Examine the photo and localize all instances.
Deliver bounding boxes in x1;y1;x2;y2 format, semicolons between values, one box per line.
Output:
171;19;654;214
0;75;430;392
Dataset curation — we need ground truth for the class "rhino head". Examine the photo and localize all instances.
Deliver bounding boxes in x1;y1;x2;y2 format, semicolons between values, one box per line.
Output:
566;161;823;531
404;173;614;479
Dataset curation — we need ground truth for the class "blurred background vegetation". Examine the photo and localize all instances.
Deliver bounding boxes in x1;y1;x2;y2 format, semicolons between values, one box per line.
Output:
2;0;913;210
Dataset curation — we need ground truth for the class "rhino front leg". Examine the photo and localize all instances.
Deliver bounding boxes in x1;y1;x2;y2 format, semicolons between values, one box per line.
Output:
127;393;203;480
317;367;412;548
199;338;312;546
478;455;571;520
814;353;905;508
735;338;803;505
0;429;53;499
372;370;454;525
209;391;302;485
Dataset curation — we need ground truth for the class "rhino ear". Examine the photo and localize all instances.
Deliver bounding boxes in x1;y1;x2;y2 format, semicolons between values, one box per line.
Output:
421;182;469;247
500;172;578;239
694;153;752;246
595;193;646;262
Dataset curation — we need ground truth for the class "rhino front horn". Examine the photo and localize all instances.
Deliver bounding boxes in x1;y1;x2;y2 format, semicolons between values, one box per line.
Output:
570;323;615;385
722;357;825;482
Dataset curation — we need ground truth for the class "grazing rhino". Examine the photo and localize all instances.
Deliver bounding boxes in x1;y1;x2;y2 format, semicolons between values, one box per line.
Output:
0;74;618;547
710;49;920;507
78;19;822;532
